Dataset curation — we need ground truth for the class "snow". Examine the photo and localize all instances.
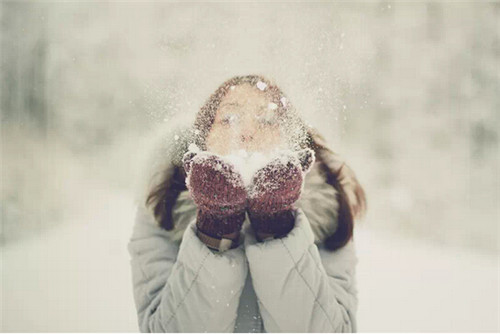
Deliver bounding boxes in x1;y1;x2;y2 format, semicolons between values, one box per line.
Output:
188;142;201;153
184;150;244;190
221;149;277;187
280;96;287;107
2;4;498;331
355;224;499;332
183;147;277;189
184;146;310;192
256;81;267;91
267;102;278;110
1;190;138;332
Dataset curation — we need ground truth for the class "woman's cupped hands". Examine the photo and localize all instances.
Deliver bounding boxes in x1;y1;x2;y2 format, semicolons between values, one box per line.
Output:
182;148;315;243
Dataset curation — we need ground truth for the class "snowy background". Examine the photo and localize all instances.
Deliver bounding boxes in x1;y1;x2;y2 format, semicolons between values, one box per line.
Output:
1;2;498;332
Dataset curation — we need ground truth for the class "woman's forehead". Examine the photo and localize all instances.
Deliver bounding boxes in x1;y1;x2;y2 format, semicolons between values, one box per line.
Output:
221;83;270;106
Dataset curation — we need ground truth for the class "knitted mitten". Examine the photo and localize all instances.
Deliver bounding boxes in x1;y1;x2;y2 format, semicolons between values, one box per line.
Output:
247;149;315;241
183;151;247;251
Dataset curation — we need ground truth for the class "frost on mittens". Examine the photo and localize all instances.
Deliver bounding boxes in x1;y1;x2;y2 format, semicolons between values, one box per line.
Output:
182;150;247;210
182;146;315;203
245;148;316;238
182;149;247;239
247;148;315;199
182;146;315;239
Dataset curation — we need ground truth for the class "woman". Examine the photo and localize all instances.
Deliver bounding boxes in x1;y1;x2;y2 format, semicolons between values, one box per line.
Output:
128;75;367;332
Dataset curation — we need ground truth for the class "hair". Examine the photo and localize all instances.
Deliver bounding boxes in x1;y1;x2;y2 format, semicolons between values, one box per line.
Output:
146;74;366;251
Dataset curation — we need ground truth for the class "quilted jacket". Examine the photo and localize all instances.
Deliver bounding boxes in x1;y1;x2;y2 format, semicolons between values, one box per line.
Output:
127;123;359;332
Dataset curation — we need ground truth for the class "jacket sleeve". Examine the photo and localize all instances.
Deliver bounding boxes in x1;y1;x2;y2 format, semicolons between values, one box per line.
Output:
243;208;359;333
127;204;249;332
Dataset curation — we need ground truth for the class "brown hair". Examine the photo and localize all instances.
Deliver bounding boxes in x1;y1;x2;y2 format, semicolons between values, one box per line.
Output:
146;74;366;251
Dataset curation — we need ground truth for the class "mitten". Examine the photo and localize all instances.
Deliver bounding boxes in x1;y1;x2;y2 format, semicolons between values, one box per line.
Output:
247;148;315;241
183;151;247;252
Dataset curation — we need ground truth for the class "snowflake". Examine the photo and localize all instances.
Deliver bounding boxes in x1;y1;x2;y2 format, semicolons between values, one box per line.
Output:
256;81;267;91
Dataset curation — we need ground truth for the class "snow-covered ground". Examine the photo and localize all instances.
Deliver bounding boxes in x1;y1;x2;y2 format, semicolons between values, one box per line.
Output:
1;189;138;332
1;189;498;332
355;225;499;332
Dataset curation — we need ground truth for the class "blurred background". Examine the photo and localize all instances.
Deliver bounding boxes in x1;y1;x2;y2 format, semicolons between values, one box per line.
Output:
1;1;498;332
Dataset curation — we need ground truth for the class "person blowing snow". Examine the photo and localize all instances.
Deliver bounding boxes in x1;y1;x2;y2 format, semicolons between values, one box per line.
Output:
127;75;367;332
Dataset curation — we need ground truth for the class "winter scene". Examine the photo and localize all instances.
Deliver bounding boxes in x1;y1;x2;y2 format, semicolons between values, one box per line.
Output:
1;2;498;333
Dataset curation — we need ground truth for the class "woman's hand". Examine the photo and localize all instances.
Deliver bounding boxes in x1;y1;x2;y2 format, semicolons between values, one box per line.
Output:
183;151;247;251
247;148;315;241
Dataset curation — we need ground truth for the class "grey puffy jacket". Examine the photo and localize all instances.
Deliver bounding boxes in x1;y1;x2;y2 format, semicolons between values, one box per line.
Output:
127;155;359;332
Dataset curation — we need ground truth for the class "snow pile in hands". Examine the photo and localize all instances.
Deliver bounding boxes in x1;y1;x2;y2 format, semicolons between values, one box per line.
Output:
184;144;315;193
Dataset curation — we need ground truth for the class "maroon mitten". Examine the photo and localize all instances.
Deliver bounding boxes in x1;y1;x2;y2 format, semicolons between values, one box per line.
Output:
183;151;247;251
247;149;315;241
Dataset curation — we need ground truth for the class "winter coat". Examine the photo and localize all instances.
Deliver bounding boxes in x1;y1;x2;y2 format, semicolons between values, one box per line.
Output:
127;125;359;333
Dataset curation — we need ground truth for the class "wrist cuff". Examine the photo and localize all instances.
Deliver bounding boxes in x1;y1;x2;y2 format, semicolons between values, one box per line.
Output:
196;227;241;252
248;210;296;241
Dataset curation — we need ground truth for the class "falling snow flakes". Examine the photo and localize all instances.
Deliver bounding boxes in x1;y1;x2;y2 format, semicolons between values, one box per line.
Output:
188;143;201;153
280;96;287;107
268;102;278;110
174;135;179;141
256;81;267;91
